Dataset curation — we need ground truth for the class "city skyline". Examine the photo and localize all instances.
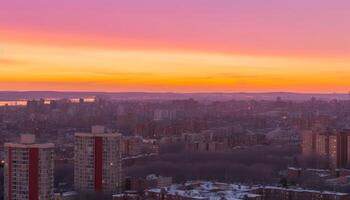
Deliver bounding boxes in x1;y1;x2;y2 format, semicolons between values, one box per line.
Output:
1;0;349;92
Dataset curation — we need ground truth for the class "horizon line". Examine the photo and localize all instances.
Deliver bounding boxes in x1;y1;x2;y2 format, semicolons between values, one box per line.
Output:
0;90;349;95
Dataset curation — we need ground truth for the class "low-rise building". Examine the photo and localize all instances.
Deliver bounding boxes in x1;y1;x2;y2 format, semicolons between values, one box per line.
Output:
146;181;262;200
144;181;350;200
53;191;78;200
125;174;173;193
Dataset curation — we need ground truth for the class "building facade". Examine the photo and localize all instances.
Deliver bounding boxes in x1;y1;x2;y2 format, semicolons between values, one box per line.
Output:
124;174;172;193
302;129;350;169
144;181;350;200
74;126;122;193
4;134;55;200
121;136;143;157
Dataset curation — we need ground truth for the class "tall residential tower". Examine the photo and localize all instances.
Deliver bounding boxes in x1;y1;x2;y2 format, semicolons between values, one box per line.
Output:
4;134;55;200
74;126;122;193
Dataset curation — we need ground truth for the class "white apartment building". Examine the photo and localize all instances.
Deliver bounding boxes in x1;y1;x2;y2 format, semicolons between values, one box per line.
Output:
74;126;122;193
4;134;55;200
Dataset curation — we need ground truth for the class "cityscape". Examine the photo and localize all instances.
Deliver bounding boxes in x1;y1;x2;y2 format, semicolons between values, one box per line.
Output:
1;0;350;200
0;94;350;199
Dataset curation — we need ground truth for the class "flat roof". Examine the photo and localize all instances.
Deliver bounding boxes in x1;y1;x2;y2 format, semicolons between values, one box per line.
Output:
75;132;122;137
4;142;55;148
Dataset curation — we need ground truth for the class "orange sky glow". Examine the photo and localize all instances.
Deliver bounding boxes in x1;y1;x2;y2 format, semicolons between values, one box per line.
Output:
1;0;349;93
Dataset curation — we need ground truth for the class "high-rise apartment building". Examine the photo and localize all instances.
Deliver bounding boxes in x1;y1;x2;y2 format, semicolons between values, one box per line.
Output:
302;129;350;169
329;133;348;169
315;134;329;157
4;134;55;200
301;130;316;156
74;126;122;193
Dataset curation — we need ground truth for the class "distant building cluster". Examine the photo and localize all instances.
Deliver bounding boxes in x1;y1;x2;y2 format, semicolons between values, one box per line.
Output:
160;126;267;153
2;96;350;199
302;128;350;168
121;136;159;158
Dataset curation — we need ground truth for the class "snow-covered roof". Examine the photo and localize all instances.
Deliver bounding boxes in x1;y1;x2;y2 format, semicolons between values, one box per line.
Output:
147;181;260;200
146;180;349;200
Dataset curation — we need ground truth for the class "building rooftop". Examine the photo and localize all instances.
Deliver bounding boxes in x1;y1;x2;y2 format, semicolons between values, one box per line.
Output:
75;126;122;137
148;181;260;200
146;181;350;200
4;134;54;148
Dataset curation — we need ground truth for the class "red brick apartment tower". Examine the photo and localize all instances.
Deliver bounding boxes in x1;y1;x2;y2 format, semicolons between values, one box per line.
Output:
74;126;122;193
329;132;349;169
4;134;54;200
301;130;316;156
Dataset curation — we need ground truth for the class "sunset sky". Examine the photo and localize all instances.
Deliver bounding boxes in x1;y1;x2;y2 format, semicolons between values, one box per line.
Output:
0;0;349;92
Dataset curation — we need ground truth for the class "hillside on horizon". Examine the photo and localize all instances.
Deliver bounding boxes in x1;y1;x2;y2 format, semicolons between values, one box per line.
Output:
0;91;349;101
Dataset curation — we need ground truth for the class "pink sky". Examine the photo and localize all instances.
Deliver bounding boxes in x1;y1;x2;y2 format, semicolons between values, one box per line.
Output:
0;0;349;92
1;0;349;56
